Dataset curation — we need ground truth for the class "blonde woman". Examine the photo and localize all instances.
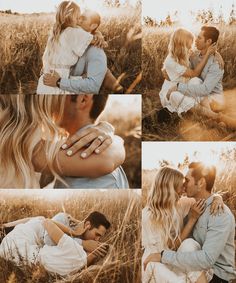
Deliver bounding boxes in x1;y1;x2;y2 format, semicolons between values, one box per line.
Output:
159;28;216;116
0;95;124;188
37;1;100;94
142;166;223;283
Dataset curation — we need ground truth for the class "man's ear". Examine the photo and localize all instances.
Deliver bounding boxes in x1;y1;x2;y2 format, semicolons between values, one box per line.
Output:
84;220;91;230
198;177;206;189
91;23;98;32
206;38;213;46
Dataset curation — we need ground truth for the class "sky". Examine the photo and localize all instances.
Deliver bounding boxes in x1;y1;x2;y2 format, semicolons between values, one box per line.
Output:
142;142;236;170
143;0;235;24
0;0;138;13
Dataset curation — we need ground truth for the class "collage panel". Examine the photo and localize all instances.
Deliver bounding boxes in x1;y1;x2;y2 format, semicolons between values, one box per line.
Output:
142;141;236;283
0;189;141;283
142;0;236;141
0;0;141;94
0;94;141;189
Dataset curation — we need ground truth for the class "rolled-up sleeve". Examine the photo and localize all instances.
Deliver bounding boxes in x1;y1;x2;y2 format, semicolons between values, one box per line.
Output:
161;213;232;272
178;62;224;97
60;47;107;94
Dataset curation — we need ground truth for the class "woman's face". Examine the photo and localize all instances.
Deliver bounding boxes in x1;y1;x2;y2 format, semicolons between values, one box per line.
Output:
175;179;184;197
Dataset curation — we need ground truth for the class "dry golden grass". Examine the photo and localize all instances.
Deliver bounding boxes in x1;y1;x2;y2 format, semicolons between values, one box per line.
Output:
142;24;236;141
0;190;141;283
0;6;141;94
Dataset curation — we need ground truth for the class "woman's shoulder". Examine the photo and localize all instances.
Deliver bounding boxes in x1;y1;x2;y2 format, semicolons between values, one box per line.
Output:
63;26;90;37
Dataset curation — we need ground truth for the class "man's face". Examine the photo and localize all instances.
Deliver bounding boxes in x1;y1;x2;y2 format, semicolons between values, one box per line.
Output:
195;31;210;51
83;224;107;241
78;11;94;33
184;169;199;198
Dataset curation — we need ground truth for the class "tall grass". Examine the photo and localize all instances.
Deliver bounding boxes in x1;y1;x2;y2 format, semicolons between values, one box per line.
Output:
0;190;141;283
0;6;141;94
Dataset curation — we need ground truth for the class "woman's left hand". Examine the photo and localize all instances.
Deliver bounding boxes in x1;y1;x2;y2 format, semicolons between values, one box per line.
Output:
61;121;114;158
143;253;161;271
210;194;224;215
92;30;108;49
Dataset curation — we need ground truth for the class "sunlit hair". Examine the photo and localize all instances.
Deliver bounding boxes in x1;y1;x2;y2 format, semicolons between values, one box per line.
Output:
0;95;67;188
168;28;194;67
43;1;80;66
146;166;184;249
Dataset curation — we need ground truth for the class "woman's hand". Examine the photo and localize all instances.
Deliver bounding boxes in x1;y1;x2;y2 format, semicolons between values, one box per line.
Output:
61;121;114;158
210;194;224;215
188;199;205;221
92;30;108;49
143;253;161;271
206;43;217;57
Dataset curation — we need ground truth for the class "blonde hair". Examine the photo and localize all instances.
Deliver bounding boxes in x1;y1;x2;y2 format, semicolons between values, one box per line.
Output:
0;95;67;188
44;1;81;65
147;167;184;249
168;28;194;67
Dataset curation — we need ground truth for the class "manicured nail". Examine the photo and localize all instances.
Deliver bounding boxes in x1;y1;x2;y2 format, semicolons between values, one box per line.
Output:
81;152;87;159
95;149;100;154
67;150;73;156
61;144;68;149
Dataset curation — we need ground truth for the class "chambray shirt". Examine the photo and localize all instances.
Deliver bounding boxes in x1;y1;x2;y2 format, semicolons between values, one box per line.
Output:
44;212;82;246
54;125;129;189
60;46;107;94
162;195;236;281
178;53;224;97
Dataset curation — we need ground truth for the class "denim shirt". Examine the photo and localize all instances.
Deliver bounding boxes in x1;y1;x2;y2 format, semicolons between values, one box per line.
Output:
162;195;236;281
60;46;107;94
178;53;224;97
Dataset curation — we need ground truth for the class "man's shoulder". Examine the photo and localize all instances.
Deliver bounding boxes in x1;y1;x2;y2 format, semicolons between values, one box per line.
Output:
208;204;235;225
86;46;106;57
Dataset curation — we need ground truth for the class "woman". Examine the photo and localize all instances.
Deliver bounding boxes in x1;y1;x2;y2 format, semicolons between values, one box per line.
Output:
142;167;223;283
159;28;217;117
0;217;106;275
0;95;123;188
36;1;95;94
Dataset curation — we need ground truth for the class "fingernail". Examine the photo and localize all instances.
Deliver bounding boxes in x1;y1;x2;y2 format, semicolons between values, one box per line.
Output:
81;152;87;158
66;150;73;156
95;149;100;154
61;144;68;149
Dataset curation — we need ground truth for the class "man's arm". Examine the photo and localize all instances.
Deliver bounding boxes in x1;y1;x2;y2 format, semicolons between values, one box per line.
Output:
178;60;224;97
161;212;233;272
60;48;107;94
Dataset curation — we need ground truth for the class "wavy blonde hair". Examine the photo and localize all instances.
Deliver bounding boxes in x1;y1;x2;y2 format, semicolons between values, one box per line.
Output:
43;1;81;66
168;28;194;67
0;95;67;188
147;166;184;249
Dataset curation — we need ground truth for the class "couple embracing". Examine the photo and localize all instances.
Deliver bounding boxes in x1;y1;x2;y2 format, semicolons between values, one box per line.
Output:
142;163;236;283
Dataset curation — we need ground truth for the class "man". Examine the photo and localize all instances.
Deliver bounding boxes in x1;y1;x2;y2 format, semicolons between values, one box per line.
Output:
163;26;225;119
145;162;236;283
54;94;129;189
43;10;123;94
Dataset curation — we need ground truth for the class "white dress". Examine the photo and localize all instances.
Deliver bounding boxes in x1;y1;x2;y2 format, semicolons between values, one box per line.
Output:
159;55;202;115
142;197;213;283
37;27;93;94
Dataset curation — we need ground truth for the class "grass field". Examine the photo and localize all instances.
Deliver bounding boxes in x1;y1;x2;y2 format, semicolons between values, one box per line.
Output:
142;24;236;141
0;6;141;94
0;190;141;283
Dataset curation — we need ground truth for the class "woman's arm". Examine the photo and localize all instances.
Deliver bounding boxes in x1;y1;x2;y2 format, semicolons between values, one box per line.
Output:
2;217;35;228
182;44;216;78
34;135;125;178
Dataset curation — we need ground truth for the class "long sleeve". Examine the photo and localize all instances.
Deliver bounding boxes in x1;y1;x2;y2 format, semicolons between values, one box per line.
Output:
60;47;107;94
178;60;224;97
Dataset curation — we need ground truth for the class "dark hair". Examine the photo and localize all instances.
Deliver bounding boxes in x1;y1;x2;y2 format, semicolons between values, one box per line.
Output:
85;211;111;229
189;162;216;192
90;95;109;120
201;26;219;44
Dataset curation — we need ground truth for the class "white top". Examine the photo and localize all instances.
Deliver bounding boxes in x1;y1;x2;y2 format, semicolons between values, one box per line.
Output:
37;27;93;94
39;234;87;276
142;197;195;256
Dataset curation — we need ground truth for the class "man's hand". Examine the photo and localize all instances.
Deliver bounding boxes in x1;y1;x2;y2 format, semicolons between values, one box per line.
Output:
43;71;61;87
161;68;170;81
143;253;161;271
92;30;108;49
61;122;114;158
166;85;177;100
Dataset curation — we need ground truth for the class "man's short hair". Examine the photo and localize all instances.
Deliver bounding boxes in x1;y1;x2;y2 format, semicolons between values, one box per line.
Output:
189;162;216;192
201;26;219;44
85;211;111;229
90;95;109;120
